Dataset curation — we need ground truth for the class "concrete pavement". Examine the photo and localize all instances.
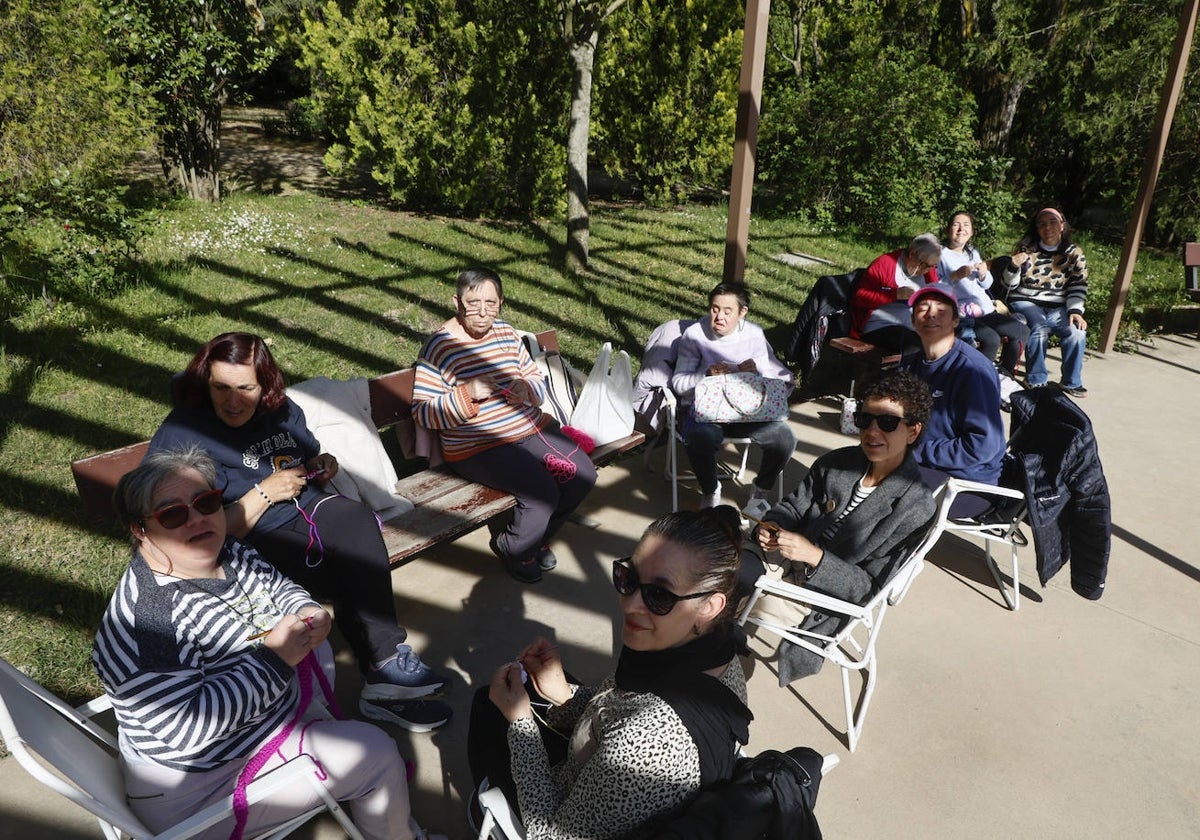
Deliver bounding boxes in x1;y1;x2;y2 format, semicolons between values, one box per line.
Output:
3;333;1198;839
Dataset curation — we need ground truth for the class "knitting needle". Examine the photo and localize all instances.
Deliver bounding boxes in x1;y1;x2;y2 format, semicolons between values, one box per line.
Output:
246;615;315;641
742;512;780;533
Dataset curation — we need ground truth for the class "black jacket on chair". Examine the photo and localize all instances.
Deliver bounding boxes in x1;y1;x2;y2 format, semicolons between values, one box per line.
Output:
1004;387;1111;599
785;270;860;392
632;747;824;840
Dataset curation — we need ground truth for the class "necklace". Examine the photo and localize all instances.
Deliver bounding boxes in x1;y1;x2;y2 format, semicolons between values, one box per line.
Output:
149;558;273;633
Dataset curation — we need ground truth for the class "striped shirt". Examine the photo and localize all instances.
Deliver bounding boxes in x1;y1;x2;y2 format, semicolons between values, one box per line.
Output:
819;478;876;545
92;539;319;772
412;321;549;461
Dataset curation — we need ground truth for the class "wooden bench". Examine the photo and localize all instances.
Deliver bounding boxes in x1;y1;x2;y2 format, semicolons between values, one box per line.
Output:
827;336;902;396
70;330;644;567
1185;242;1200;303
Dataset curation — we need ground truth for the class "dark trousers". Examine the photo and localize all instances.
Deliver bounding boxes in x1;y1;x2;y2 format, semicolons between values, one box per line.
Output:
450;425;597;563
683;420;796;496
467;682;571;814
971;312;1029;378
860;325;918;354
917;466;993;518
248;494;406;671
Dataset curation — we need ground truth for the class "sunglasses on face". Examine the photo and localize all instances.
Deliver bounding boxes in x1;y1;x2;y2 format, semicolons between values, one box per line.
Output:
145;488;224;530
852;410;909;433
612;558;715;616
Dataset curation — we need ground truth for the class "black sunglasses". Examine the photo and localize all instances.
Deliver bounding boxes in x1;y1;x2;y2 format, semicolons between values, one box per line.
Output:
612;558;715;616
145;488;224;530
852;410;910;433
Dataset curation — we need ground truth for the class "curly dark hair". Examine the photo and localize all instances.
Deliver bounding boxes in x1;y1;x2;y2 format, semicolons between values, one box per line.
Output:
174;332;288;415
859;369;932;429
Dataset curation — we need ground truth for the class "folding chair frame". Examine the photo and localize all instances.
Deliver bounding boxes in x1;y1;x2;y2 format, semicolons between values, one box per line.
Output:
0;656;366;840
737;483;948;751
937;477;1028;611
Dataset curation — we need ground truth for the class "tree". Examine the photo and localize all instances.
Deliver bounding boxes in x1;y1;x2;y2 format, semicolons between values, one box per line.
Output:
0;0;148;190
103;0;272;201
1;0;152;313
592;0;743;206
301;0;569;214
559;0;628;273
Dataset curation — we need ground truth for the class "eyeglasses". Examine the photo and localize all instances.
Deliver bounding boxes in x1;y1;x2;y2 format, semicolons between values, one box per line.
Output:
612;558;715;616
852;410;909;433
459;300;500;314
146;488;224;529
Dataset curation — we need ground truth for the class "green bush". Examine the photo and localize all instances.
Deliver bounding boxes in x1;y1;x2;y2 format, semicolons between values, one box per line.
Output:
0;172;147;318
591;0;743;206
301;0;568;215
757;49;1018;243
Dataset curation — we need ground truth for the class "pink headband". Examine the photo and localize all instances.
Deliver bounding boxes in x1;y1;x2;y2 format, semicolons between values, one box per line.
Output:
1036;207;1064;223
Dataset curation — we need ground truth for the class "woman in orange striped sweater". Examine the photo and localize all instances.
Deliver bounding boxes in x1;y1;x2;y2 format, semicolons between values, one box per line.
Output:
412;267;597;583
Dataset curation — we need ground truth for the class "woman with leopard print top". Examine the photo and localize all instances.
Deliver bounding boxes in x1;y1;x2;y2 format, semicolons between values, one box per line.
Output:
469;508;753;839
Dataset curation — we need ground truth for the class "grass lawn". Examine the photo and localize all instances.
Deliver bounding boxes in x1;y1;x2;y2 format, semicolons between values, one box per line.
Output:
0;192;1187;703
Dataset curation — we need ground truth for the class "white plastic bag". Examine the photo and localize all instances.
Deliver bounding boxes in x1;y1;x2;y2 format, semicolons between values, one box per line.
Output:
570;342;636;446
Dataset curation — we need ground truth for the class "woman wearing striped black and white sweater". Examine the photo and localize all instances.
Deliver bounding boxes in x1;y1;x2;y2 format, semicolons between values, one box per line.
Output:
92;446;438;840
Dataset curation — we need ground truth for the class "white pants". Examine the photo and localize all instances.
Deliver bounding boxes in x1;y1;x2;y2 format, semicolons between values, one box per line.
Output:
123;647;414;840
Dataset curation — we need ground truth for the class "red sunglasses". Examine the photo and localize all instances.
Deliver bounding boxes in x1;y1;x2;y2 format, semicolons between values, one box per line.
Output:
145;488;224;530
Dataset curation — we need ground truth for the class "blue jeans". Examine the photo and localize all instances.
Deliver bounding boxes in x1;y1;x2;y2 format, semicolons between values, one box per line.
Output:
1009;300;1085;389
683;419;796;495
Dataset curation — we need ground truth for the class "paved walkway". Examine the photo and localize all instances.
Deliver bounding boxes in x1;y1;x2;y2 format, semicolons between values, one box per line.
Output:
3;334;1199;839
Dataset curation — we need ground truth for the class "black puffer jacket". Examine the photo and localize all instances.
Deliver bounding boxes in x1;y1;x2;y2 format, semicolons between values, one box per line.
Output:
1004;387;1111;599
785;270;859;388
631;747;824;840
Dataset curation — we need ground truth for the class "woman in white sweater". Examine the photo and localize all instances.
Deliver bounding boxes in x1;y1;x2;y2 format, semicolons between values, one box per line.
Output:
670;282;795;513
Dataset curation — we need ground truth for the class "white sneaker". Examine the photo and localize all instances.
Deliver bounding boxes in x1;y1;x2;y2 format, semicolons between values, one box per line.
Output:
742;489;772;523
998;371;1023;410
699;482;722;509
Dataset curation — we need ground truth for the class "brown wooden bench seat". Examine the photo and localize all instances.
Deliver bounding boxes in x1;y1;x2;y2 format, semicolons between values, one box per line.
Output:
826;336;902;395
70;329;644;567
1185;242;1200;303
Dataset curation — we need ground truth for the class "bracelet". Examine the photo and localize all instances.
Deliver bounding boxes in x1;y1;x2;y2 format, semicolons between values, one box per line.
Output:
253;483;273;507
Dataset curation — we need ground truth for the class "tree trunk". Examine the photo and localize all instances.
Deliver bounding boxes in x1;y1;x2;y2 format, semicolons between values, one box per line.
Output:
974;70;1025;154
161;100;224;202
565;32;598;274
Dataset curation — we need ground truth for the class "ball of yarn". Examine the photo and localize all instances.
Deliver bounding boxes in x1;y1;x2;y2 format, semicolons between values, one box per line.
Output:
544;453;577;484
561;425;595;454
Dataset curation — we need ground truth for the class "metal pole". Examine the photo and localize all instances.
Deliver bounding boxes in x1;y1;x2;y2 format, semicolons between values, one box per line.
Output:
723;0;771;284
1100;0;1199;352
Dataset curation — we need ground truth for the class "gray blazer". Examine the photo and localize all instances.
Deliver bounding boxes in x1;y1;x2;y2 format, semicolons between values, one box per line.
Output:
759;446;936;683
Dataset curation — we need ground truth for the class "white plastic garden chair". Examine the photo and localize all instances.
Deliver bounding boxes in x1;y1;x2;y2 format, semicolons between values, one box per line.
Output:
0;655;366;840
936;477;1029;610
736;484;949;751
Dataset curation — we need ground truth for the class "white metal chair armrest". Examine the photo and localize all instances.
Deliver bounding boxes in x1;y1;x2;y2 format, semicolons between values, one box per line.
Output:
939;478;1028;610
476;782;525;840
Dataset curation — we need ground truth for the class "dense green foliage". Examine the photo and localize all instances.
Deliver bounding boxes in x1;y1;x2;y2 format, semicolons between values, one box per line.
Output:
0;0;152;315
591;0;743;205
103;0;273;200
301;0;569;214
757;47;1020;249
760;0;1200;246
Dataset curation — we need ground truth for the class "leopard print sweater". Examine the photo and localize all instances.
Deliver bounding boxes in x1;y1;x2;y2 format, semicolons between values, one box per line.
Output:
507;657;748;840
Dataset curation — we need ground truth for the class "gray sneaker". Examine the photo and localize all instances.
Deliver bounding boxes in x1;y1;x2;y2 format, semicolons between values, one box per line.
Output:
361;644;446;700
359;696;452;733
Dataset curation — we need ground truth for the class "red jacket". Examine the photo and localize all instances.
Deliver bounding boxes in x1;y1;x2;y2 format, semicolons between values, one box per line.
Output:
848;249;937;338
